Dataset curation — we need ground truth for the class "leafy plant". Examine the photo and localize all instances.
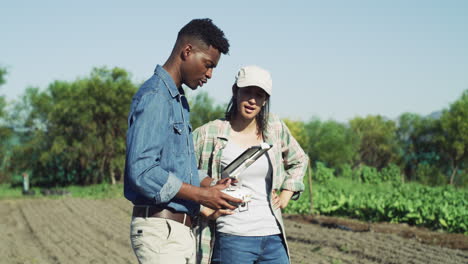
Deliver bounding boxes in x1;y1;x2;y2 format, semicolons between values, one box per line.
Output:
314;162;334;183
285;177;467;233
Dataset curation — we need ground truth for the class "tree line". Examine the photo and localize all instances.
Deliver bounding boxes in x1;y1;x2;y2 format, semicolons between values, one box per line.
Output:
0;67;466;187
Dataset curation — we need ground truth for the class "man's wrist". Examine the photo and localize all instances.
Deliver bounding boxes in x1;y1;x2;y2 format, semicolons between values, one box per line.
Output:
200;176;214;188
176;182;202;203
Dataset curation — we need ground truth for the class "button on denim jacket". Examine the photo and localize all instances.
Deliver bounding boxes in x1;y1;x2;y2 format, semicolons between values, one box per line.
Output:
124;65;201;216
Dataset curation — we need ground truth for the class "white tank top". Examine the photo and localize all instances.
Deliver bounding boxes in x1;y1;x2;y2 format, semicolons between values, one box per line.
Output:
216;141;281;236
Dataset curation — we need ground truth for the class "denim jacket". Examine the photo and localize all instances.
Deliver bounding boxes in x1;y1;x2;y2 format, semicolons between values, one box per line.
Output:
124;65;201;216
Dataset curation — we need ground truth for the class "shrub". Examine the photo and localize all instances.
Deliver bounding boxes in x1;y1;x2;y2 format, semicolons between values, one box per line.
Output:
314;162;335;183
414;163;447;186
338;164;353;179
359;165;380;184
380;163;402;183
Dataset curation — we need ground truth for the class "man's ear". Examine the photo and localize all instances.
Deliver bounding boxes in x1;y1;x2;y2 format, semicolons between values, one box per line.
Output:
181;44;193;61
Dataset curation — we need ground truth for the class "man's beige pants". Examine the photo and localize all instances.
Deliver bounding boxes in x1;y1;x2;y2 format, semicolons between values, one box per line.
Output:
130;217;196;264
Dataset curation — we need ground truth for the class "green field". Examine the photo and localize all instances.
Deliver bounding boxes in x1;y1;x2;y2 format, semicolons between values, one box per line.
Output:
0;183;124;199
285;177;468;234
2;179;466;234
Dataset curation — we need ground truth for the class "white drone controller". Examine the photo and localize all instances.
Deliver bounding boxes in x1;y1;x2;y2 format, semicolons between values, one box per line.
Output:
222;187;252;203
222;187;252;212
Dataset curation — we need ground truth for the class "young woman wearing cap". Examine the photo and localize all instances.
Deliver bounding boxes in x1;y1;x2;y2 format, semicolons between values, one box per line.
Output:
193;65;308;264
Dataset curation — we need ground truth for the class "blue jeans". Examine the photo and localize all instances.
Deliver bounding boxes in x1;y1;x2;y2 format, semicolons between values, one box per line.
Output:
211;232;289;264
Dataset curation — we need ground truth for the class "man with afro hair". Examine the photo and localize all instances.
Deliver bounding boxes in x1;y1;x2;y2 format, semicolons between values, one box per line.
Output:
124;18;242;264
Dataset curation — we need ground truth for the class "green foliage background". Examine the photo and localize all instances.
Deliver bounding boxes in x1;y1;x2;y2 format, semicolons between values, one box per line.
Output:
2;67;137;186
285;176;467;234
0;65;467;233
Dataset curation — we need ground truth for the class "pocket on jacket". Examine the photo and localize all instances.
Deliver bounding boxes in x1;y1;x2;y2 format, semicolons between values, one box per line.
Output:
172;122;186;156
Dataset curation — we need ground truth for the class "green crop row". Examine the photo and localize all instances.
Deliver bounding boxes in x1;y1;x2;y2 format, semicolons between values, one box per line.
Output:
285;178;467;234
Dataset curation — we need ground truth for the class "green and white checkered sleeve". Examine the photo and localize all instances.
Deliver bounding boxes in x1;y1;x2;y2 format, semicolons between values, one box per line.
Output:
279;120;308;198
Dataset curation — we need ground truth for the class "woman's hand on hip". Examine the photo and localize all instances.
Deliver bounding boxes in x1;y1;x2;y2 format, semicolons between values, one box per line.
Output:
272;189;294;209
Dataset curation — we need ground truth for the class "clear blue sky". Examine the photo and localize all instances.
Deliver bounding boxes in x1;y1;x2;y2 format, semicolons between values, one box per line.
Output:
1;0;467;122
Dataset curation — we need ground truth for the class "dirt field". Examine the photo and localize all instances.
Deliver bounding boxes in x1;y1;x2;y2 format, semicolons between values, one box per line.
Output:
0;198;466;264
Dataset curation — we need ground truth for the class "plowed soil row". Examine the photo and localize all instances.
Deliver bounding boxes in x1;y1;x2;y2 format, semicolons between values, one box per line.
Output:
0;198;466;264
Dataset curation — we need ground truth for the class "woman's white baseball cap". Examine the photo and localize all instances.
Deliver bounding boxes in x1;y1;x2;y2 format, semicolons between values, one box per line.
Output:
235;65;272;96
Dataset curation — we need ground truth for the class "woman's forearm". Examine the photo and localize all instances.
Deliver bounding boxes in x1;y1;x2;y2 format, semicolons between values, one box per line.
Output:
279;189;294;209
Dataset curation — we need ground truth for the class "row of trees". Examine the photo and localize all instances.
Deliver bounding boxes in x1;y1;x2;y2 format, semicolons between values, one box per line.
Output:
0;68;13;183
0;67;466;187
283;94;468;187
1;67;136;186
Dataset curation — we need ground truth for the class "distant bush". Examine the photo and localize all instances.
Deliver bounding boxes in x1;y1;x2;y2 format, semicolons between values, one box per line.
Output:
314;162;334;183
359;165;380;184
414;163;446;186
380;163;402;183
338;164;353;179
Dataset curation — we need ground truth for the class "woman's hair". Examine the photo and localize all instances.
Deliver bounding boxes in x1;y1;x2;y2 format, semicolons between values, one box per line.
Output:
225;84;270;137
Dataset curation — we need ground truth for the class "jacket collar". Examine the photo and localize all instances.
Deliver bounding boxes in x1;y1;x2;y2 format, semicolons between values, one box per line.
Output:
216;119;231;142
154;65;180;98
216;119;274;146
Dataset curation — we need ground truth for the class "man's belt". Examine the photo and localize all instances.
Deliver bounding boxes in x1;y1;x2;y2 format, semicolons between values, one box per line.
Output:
132;206;193;228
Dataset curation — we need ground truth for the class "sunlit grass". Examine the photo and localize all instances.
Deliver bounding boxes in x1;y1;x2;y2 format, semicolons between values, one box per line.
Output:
0;183;124;199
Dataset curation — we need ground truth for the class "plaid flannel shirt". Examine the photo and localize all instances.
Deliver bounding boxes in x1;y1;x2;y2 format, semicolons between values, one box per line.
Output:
192;114;309;264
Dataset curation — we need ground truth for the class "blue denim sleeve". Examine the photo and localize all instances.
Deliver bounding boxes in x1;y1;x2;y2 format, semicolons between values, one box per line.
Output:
126;91;182;204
